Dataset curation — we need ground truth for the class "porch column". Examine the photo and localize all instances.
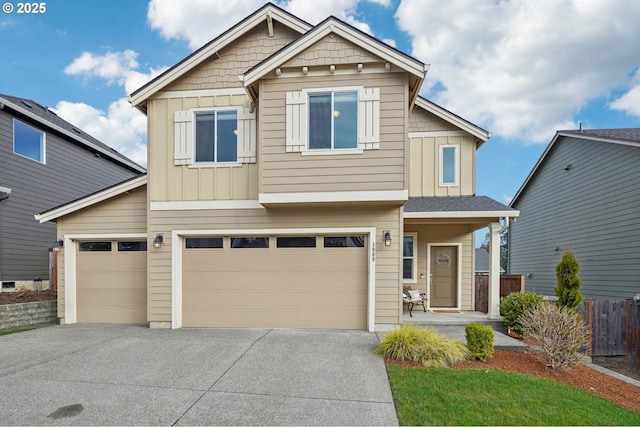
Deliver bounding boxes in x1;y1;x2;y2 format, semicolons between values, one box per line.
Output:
488;221;501;319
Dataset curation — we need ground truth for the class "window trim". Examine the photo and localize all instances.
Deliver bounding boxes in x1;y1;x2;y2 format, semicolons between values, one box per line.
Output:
439;144;459;187
13;118;46;164
192;107;240;166
403;233;418;283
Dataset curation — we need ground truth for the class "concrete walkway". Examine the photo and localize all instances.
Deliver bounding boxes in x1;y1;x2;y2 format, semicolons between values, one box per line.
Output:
0;325;397;426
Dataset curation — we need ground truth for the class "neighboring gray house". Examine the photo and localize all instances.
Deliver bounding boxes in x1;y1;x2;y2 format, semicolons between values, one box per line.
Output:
0;94;145;290
509;128;640;299
475;247;489;275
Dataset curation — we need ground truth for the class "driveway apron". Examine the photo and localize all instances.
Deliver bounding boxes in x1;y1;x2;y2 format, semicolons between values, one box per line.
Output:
0;325;397;426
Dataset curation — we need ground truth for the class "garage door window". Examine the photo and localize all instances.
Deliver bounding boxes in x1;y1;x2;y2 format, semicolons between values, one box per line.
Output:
118;241;148;251
277;236;316;248
79;242;112;252
186;237;223;249
231;237;269;248
324;236;365;248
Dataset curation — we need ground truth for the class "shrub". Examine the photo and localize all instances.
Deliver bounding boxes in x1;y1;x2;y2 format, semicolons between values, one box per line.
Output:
465;323;495;361
555;249;584;309
519;302;590;369
374;324;469;367
499;291;544;335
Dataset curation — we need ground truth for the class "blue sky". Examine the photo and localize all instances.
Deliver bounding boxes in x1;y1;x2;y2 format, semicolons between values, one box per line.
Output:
2;0;640;216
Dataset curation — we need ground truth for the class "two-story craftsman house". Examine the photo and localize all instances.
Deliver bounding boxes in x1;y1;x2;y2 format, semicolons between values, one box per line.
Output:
37;3;518;330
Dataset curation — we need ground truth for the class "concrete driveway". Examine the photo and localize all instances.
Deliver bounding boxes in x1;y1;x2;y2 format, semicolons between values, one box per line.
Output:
0;325;397;426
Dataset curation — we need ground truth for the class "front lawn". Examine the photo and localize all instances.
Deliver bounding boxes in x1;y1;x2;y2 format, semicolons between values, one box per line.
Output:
387;366;640;426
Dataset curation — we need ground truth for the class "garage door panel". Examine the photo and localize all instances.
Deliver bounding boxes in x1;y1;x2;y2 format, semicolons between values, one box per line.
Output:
76;243;147;324
183;235;367;329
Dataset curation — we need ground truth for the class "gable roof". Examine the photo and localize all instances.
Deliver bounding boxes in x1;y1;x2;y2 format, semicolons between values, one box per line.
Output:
0;94;146;173
242;15;428;108
35;174;147;223
128;3;311;112
414;97;491;146
510;128;640;207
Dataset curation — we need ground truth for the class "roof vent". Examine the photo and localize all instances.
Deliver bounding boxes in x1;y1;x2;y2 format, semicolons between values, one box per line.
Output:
21;100;33;108
72;127;82;134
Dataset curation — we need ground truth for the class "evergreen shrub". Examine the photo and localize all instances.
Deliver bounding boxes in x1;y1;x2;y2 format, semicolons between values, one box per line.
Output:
465;322;495;361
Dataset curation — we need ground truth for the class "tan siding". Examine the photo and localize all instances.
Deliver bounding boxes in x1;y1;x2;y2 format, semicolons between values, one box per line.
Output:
56;188;148;321
408;105;458;132
148;95;258;202
408;135;476;197
165;21;301;91
283;35;382;68
148;206;402;325
260;72;407;194
404;223;474;310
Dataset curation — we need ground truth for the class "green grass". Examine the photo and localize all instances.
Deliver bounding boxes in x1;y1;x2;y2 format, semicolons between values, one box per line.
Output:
387;366;640;426
0;327;35;336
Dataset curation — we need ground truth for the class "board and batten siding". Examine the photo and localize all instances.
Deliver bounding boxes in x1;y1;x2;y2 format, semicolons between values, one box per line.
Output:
259;72;407;194
148;205;403;326
148;95;258;202
404;223;475;310
56;187;148;321
509;136;640;299
0;110;139;282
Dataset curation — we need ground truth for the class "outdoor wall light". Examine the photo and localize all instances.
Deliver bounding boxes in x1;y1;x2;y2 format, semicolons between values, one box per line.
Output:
52;240;64;252
383;230;392;247
153;233;164;249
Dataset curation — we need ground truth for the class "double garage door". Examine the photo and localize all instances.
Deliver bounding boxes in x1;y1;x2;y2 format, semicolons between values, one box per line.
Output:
182;235;368;329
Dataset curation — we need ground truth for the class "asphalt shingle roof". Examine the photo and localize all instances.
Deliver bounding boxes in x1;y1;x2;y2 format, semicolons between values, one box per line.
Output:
404;196;516;213
559;128;640;146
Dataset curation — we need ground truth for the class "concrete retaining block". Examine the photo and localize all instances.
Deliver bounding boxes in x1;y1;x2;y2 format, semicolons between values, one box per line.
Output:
0;300;58;330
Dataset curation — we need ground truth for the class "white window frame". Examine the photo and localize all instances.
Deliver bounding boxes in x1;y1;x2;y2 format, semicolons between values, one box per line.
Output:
439;144;459;187
305;88;359;152
13;119;46;164
191;107;240;166
403;232;418;283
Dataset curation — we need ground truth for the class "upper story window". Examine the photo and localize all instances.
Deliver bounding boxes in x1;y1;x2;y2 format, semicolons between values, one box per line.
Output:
308;91;358;150
286;87;380;153
439;145;459;186
14;119;45;163
195;110;238;163
173;107;256;167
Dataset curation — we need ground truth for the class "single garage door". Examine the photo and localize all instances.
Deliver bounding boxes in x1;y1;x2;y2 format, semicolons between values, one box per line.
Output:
76;240;147;323
182;235;368;329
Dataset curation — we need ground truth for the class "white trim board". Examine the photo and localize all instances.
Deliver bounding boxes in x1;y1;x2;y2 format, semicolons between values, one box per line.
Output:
403;210;519;219
260;190;408;205
171;227;377;331
151;200;263;211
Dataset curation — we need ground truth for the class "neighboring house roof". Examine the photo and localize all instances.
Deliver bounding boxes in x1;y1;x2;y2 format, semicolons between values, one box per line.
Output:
242;15;428;108
510;128;640;206
128;2;312;112
0;94;146;173
413;97;491;147
35;174;148;223
404;196;518;218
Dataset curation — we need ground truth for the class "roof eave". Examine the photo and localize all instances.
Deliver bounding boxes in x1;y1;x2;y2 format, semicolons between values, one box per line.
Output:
414;97;490;145
404;210;520;219
0;96;146;173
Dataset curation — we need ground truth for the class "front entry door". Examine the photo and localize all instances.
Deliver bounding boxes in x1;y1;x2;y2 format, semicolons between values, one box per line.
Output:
430;246;457;307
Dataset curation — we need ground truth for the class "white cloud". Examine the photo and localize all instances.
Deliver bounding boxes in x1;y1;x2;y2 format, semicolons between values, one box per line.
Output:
609;68;640;116
396;0;640;142
146;0;390;50
54;100;148;167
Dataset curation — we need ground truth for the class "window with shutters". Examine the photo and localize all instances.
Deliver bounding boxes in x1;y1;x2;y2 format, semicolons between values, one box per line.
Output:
286;87;380;154
173;107;256;166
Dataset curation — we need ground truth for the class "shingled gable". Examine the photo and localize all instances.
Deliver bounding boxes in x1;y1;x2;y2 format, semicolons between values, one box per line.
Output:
128;3;311;113
242;15;429;108
413;97;491;147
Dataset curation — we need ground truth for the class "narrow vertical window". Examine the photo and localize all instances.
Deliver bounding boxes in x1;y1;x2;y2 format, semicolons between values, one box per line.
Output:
403;235;416;281
195;110;238;163
440;145;458;186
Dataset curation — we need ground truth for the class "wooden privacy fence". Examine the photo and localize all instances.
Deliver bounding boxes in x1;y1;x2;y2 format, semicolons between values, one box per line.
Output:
577;299;640;370
474;274;525;313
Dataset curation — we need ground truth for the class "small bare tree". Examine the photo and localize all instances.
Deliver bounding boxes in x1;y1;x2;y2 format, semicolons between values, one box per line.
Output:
519;302;590;369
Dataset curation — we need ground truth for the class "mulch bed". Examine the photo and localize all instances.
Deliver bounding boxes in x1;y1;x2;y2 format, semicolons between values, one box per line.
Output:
0;289;57;305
